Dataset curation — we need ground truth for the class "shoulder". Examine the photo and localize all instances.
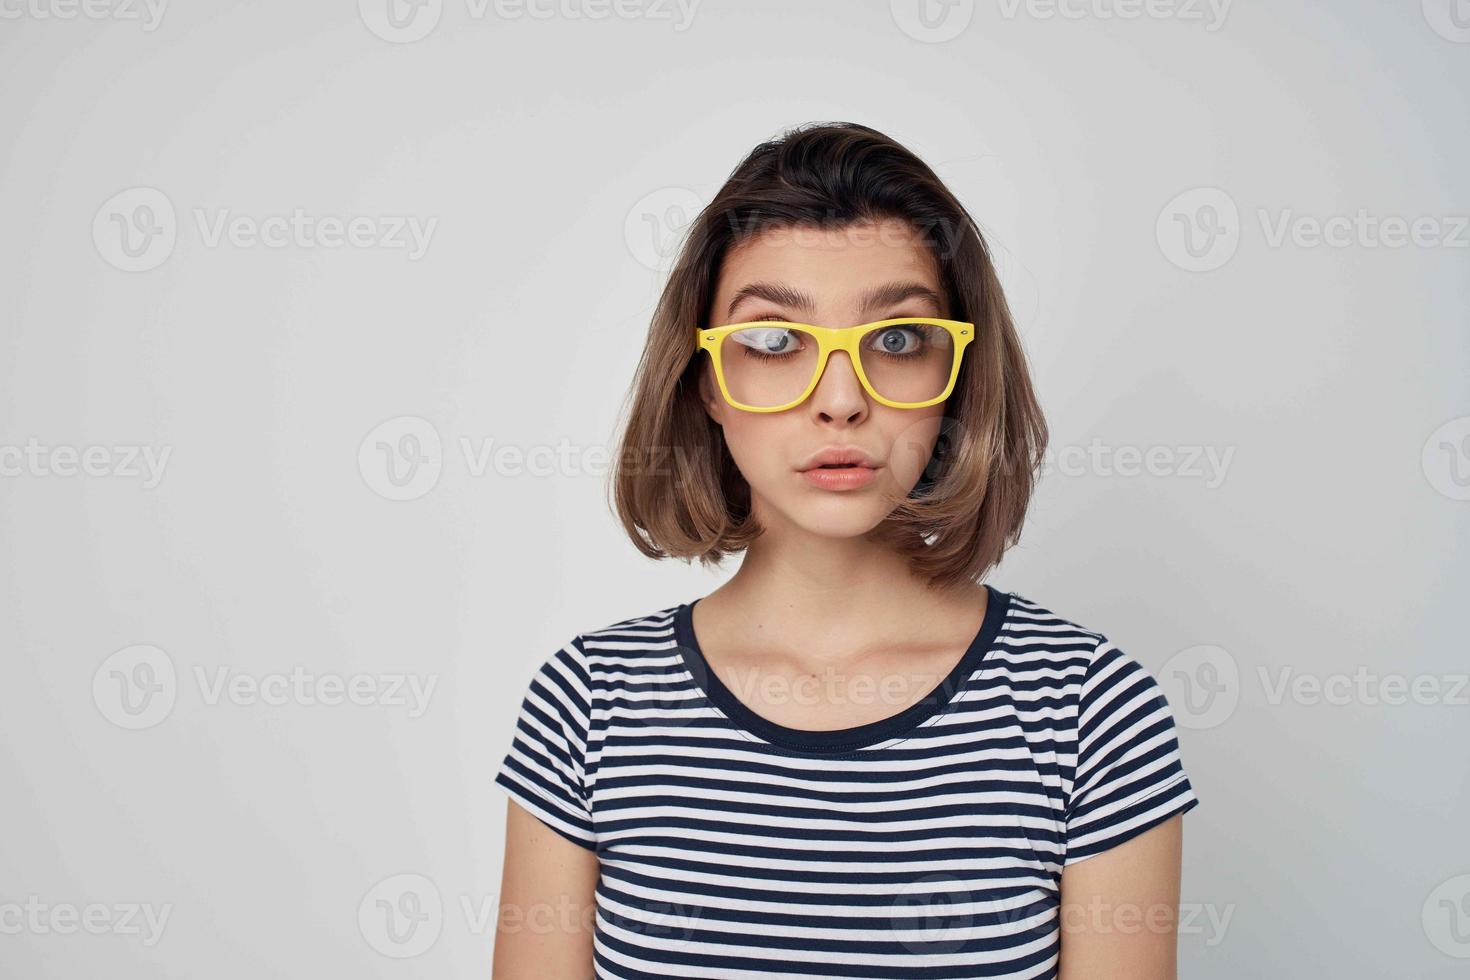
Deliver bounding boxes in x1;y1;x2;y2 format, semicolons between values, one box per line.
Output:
537;601;687;691
994;589;1107;669
994;589;1164;706
994;591;1189;793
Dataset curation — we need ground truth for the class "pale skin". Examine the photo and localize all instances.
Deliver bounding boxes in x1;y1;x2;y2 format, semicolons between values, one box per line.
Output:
493;799;598;980
493;216;1185;978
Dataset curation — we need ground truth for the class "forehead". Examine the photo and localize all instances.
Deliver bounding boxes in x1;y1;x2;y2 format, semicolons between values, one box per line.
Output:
714;218;943;304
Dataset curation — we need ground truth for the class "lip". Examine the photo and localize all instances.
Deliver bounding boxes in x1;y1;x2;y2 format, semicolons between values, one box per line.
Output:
798;446;880;471
797;446;882;491
801;465;878;491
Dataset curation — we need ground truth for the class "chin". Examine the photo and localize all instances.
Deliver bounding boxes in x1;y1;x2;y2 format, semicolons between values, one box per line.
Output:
766;495;895;540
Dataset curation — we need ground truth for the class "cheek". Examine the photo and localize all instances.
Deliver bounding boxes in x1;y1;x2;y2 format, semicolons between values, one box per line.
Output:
883;410;947;488
720;414;792;480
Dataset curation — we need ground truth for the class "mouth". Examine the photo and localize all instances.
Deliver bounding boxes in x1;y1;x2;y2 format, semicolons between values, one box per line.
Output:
799;460;880;490
799;461;880;473
798;448;881;471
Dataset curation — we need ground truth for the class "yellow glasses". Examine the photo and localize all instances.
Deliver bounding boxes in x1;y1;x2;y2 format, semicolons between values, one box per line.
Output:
695;318;975;412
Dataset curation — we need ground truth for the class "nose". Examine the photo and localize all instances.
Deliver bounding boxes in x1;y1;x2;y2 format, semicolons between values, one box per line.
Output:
806;350;869;424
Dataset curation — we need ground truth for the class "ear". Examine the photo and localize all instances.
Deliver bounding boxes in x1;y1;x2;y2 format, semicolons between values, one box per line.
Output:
696;357;725;428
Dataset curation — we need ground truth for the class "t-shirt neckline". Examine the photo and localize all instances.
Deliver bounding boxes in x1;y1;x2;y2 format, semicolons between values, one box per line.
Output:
672;584;1011;754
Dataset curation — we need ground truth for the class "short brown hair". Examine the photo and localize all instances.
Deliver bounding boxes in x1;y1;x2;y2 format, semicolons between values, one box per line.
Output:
608;121;1047;591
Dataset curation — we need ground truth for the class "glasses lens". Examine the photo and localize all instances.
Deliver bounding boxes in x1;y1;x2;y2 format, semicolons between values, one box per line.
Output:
717;322;959;408
858;321;956;404
719;325;820;408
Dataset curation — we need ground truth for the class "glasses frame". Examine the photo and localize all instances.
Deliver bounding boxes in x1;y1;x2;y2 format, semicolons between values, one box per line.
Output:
695;317;975;413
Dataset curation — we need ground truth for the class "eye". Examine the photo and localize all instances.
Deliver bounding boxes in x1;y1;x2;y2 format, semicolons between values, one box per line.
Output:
866;326;923;355
731;326;803;355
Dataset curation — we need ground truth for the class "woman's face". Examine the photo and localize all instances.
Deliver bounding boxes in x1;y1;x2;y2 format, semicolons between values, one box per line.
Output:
699;218;952;540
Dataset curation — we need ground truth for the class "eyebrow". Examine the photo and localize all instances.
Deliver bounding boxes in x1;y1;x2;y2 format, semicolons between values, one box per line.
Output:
725;280;946;322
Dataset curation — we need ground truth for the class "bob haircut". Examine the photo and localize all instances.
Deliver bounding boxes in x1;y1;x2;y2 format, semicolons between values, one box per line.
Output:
609;121;1048;593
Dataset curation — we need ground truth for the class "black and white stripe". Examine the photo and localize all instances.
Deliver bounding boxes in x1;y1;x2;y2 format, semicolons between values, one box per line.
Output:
495;586;1200;979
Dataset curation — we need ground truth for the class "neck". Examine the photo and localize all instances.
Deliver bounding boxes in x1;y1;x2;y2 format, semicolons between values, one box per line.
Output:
709;514;983;661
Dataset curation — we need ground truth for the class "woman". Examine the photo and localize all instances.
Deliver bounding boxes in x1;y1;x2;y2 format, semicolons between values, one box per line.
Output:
493;121;1200;979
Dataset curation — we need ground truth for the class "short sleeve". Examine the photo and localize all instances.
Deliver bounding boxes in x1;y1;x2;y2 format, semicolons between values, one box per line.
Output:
1063;637;1199;867
493;638;598;852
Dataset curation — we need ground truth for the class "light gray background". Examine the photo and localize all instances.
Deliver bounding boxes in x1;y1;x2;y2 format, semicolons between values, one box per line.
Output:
2;1;1467;977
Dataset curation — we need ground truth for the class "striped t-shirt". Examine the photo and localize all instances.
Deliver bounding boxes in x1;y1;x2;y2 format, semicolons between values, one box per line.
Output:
494;584;1200;979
